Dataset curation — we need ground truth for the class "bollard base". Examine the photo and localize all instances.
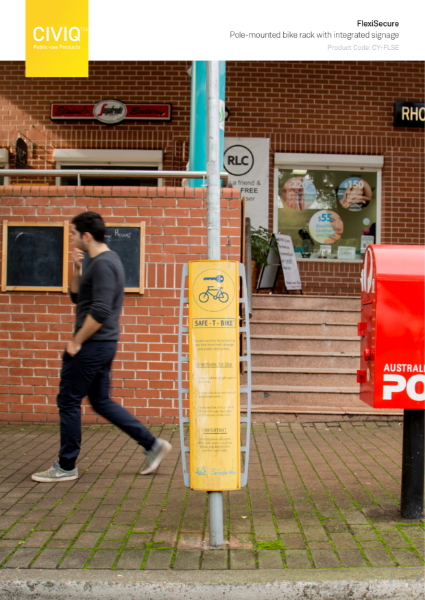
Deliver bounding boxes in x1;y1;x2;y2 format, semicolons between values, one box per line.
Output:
400;409;424;520
209;491;224;546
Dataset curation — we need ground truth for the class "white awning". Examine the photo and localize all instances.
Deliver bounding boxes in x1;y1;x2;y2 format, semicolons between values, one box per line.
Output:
274;153;384;170
53;149;162;166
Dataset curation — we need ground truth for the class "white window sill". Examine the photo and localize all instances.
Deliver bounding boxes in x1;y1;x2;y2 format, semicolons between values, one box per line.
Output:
296;255;364;264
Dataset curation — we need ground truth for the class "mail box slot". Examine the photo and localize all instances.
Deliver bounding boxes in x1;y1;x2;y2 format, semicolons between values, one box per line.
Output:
358;245;425;409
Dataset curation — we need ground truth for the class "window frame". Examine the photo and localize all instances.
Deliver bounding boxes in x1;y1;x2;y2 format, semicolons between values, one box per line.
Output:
273;153;383;263
53;149;163;186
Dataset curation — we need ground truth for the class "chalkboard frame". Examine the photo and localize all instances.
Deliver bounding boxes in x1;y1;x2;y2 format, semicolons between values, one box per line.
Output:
105;222;145;294
1;221;69;293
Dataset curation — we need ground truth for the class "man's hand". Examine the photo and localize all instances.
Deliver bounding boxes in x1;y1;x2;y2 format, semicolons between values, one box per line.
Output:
70;248;84;294
72;248;84;269
66;340;82;357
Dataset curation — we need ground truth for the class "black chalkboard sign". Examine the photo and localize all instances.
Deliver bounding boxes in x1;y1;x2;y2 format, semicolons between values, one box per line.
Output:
82;223;145;293
2;222;69;292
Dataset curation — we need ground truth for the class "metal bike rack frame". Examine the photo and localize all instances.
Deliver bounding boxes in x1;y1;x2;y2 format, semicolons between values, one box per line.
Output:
177;262;252;488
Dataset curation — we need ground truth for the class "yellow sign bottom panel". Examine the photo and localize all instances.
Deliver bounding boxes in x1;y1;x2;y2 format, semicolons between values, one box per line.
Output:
189;261;240;491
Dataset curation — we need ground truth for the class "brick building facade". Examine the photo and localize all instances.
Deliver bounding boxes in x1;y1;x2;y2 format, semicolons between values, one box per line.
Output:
1;61;423;295
0;60;423;423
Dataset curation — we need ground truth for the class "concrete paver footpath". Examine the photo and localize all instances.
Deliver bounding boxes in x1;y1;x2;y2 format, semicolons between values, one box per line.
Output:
0;421;423;597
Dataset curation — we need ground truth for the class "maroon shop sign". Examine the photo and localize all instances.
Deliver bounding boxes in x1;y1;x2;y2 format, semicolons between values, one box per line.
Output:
50;99;172;125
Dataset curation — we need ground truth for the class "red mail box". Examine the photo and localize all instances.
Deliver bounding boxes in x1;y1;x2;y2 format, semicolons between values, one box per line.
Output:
358;245;425;409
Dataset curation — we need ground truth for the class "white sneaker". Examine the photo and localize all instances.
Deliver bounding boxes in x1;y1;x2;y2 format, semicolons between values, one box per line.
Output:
140;439;172;475
32;461;78;483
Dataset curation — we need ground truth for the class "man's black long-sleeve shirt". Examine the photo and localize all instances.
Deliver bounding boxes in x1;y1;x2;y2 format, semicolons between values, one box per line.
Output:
70;251;125;341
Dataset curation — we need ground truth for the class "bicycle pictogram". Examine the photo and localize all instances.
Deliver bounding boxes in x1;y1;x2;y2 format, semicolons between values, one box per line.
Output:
199;274;229;303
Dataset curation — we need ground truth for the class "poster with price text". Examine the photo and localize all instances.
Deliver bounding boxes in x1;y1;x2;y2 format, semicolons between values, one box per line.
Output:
189;261;240;491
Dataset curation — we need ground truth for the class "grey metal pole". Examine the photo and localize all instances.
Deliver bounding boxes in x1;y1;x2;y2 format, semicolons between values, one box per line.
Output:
209;490;223;546
206;61;221;261
206;60;223;547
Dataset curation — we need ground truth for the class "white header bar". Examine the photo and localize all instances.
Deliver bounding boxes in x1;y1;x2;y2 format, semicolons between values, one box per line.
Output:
2;0;423;60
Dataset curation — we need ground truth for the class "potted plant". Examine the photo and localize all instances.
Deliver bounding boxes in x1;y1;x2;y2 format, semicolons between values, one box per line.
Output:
250;226;273;292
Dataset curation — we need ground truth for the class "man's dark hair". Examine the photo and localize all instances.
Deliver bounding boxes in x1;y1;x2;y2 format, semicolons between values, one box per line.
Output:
72;212;106;243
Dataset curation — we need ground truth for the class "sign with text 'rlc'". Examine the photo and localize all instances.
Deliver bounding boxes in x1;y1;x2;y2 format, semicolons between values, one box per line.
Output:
26;0;88;77
223;138;270;230
189;261;240;491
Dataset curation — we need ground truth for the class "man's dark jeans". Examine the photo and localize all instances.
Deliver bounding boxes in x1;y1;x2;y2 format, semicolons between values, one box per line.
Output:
57;340;156;471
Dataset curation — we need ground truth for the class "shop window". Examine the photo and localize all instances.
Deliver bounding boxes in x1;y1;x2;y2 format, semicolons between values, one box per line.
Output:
54;149;162;187
274;154;382;262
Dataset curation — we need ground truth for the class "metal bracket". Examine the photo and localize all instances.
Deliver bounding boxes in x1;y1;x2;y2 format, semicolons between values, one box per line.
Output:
239;262;252;487
178;263;191;487
177;262;252;488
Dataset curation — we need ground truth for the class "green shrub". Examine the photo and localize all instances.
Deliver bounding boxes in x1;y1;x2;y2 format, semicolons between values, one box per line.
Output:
251;226;274;267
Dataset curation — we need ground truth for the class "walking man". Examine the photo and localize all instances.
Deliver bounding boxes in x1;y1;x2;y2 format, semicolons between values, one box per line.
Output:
32;212;171;482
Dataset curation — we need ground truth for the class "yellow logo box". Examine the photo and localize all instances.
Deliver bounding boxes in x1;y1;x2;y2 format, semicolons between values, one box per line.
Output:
26;0;88;77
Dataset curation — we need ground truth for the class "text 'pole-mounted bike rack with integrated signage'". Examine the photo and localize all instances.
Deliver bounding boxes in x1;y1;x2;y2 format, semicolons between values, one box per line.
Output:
178;261;251;489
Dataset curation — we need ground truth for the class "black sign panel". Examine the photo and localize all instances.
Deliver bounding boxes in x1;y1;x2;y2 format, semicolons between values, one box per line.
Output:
394;102;425;128
83;226;141;289
15;138;28;169
7;226;64;287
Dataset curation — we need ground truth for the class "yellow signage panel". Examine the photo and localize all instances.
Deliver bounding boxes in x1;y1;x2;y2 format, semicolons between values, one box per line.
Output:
189;261;240;491
26;0;89;77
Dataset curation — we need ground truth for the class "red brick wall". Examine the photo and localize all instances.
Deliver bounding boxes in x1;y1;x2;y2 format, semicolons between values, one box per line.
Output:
0;60;424;294
0;185;241;424
298;262;361;296
273;262;361;296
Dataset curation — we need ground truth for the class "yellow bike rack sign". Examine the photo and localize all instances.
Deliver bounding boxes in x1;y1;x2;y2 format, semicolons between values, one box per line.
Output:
188;261;240;491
